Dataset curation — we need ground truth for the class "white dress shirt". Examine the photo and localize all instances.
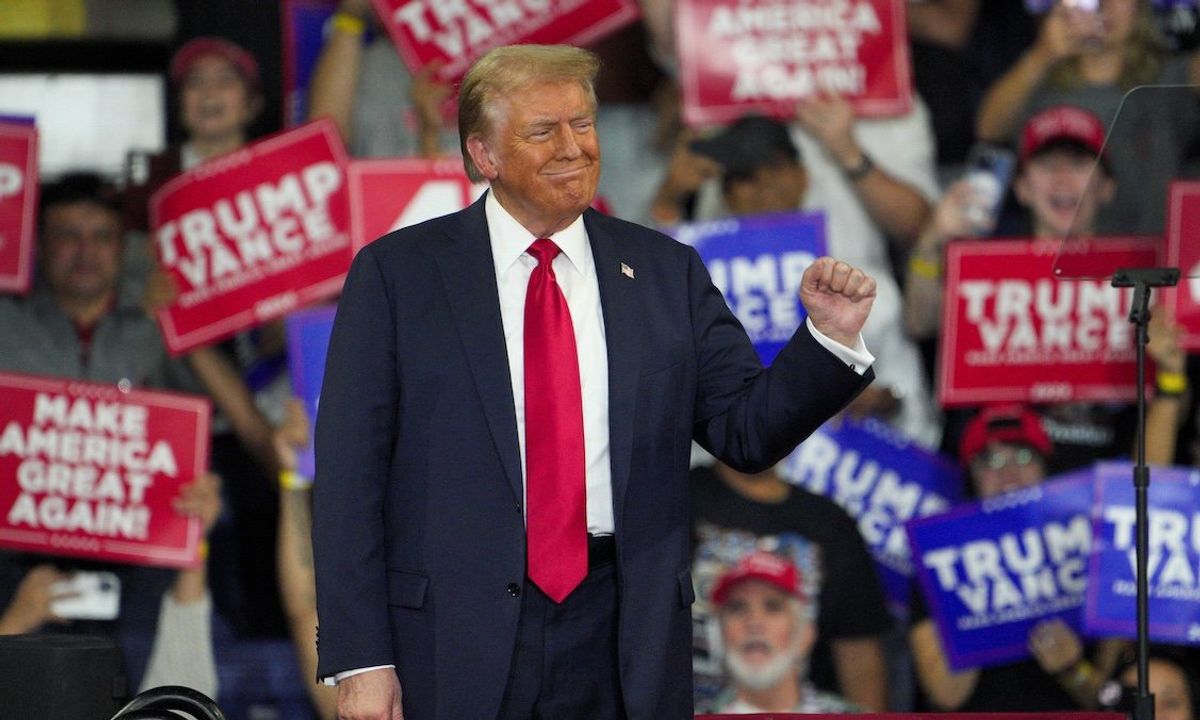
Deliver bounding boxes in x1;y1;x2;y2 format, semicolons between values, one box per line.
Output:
486;190;615;535
327;192;873;684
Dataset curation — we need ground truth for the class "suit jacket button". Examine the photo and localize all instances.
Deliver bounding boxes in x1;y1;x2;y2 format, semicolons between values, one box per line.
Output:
507;583;521;597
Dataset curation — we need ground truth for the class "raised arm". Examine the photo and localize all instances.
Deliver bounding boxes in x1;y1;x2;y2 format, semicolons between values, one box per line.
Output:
1143;309;1189;465
908;0;981;50
975;5;1093;142
796;95;932;245
903;179;984;339
691;254;874;471
307;0;373;144
909;617;981;710
274;398;338;719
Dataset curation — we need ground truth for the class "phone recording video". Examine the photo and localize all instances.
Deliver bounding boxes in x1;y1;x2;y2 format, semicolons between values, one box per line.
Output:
962;144;1016;232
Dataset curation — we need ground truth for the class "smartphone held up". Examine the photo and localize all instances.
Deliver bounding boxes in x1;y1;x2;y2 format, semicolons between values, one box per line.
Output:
963;144;1016;233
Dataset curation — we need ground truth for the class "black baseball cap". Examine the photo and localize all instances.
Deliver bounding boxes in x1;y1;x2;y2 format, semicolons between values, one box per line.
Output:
689;115;801;180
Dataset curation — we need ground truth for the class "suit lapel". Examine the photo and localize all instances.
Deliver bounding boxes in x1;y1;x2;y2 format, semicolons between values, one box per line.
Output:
585;211;640;530
433;196;524;505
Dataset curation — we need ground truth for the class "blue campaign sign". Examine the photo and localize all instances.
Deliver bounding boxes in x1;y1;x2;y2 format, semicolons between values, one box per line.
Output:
906;471;1095;671
780;416;965;617
285;304;337;479
1087;462;1200;645
670;211;826;365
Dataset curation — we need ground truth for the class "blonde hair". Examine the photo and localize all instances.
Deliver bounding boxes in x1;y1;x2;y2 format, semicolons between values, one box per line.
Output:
1048;3;1164;90
458;44;600;182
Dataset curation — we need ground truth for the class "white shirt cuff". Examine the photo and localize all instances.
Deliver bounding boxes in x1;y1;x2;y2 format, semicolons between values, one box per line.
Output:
322;664;395;686
805;318;874;375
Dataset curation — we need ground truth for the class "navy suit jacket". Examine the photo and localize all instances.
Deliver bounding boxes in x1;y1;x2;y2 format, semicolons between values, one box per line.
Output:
312;196;872;719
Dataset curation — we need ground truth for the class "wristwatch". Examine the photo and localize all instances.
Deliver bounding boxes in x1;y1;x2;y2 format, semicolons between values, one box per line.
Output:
844;152;874;182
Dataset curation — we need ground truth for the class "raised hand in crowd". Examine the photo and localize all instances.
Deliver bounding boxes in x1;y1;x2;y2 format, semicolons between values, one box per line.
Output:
1028;617;1126;710
308;0;377;145
903;179;989;339
1028;617;1085;676
907;0;981;50
637;0;677;71
1034;2;1106;63
796;93;931;243
175;472;222;534
976;2;1107;143
649;131;722;225
167;471;222;604
141;266;180;319
335;0;371;17
136;471;223;697
411;60;452;159
1148;307;1187;378
273;397;310;475
273;397;337;720
0;564;72;635
1144;308;1189;465
140;264;280;475
796;94;862;176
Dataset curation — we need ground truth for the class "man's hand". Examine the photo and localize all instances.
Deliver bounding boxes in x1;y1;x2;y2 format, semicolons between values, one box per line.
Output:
1033;2;1102;64
651;131;722;224
337;0;372;18
337;668;403;720
1148;307;1186;375
795;94;860;170
273;398;312;473
173;472;223;536
0;564;72;635
141;268;179;318
1028;617;1084;675
800;257;876;348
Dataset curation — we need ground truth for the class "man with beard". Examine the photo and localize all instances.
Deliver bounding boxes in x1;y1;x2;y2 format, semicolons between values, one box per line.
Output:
711;550;858;714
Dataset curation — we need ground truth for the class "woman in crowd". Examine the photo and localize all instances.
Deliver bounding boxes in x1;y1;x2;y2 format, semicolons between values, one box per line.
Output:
907;404;1129;711
975;0;1199;233
1111;650;1199;720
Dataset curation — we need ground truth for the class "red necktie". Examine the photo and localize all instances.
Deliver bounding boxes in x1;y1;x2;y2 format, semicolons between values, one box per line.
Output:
524;238;587;603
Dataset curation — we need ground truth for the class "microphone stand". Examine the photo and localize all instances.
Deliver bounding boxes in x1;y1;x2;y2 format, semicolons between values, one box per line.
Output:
1110;267;1180;720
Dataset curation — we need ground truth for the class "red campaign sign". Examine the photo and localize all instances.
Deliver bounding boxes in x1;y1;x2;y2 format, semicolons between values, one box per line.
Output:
938;238;1158;408
0;372;211;568
0;122;38;294
677;0;913;126
1166;181;1200;349
349;158;486;252
151;119;352;355
371;0;641;84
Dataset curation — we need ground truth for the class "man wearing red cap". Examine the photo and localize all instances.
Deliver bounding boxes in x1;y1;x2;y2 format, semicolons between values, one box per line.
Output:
711;551;857;714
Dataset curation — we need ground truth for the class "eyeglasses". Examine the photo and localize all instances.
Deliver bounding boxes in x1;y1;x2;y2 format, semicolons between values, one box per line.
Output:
974;446;1038;470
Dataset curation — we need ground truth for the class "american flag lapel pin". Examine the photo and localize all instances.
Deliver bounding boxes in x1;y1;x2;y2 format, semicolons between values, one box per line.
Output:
620;262;634;279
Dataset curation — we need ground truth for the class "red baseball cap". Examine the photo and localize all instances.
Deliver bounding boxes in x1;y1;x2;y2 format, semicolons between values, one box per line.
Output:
169;36;260;89
1019;105;1107;164
711;551;804;606
959;404;1052;464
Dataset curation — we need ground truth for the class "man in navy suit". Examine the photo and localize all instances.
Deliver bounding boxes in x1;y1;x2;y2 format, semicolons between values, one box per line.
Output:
313;44;877;719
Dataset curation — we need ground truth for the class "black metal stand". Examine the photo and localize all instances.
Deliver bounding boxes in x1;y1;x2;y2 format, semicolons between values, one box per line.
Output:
1111;267;1180;720
110;685;226;720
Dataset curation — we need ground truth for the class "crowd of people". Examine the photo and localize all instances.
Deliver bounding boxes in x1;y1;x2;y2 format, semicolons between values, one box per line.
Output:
2;0;1200;717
